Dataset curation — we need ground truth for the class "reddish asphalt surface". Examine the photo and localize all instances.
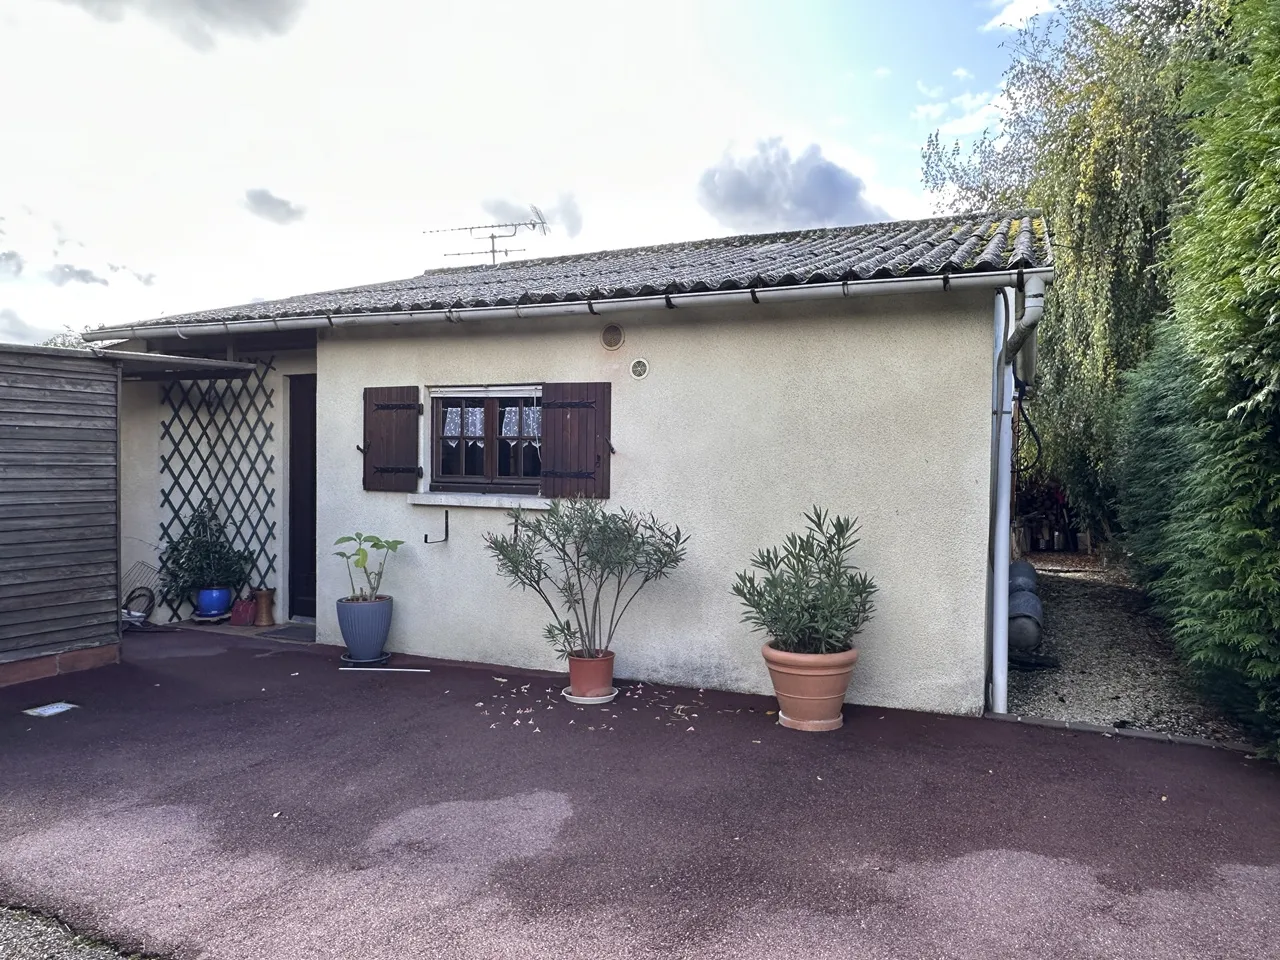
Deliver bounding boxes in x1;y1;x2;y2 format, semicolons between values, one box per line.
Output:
2;632;1278;960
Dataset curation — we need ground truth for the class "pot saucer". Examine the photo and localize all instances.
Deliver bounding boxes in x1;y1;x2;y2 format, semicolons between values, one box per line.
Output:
561;686;618;705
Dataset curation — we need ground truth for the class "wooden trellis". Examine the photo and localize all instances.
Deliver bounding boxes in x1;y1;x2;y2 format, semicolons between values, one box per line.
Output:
157;358;278;621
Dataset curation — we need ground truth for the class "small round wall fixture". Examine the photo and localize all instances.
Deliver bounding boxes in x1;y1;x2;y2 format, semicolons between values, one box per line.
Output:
600;323;625;350
630;357;649;380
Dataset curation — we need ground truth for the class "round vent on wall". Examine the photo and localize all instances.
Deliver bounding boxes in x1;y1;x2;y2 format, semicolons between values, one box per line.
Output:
630;358;649;380
600;323;625;350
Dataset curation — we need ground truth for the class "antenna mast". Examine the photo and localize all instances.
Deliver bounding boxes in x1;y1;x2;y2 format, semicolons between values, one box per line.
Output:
427;205;550;265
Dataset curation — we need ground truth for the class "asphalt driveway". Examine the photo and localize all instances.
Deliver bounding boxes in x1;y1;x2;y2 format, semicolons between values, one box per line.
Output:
2;632;1278;960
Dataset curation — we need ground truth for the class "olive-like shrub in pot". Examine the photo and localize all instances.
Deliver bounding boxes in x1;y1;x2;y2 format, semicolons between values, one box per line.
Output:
732;507;877;731
484;499;689;703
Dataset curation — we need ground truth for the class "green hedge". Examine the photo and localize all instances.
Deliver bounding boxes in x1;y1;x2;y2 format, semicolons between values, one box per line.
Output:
1120;0;1280;750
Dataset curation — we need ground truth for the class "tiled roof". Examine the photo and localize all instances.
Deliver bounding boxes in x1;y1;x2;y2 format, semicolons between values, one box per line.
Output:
110;211;1049;330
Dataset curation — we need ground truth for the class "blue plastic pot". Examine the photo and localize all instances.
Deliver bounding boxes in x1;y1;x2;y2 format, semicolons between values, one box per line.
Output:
336;596;394;660
195;587;233;617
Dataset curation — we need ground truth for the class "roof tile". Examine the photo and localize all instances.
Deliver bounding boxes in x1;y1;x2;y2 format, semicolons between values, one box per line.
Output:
98;210;1050;333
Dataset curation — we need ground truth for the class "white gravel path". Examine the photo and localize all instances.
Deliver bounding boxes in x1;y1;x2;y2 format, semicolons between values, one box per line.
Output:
1007;558;1249;743
0;908;144;960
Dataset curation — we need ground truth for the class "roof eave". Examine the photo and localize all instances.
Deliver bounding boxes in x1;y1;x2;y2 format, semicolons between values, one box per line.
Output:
81;266;1055;344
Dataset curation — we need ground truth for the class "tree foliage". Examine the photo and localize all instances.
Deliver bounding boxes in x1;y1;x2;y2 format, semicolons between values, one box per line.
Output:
924;0;1224;535
1122;0;1280;749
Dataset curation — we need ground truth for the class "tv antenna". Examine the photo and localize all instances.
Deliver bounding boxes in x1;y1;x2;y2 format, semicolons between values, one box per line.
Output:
427;205;550;265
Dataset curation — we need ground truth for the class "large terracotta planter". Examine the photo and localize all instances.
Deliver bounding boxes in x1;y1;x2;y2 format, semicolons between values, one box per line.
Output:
761;642;859;731
567;651;615;698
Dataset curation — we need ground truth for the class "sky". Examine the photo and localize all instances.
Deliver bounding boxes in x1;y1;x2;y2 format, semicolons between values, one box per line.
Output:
0;0;1055;344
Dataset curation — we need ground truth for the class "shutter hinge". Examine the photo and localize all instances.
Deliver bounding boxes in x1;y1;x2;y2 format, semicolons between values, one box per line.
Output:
540;469;596;479
373;402;421;412
373;466;424;477
542;399;596;409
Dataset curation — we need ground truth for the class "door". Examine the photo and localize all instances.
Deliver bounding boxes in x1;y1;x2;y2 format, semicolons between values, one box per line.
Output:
288;374;317;619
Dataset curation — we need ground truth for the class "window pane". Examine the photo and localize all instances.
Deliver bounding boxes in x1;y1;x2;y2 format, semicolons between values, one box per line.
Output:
498;438;516;476
463;400;485;437
523;402;541;438
499;399;521;438
441;401;462;437
521;440;541;478
464;438;485;474
438;438;462;475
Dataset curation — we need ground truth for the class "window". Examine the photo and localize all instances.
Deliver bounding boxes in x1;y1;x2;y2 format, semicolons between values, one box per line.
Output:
430;389;542;494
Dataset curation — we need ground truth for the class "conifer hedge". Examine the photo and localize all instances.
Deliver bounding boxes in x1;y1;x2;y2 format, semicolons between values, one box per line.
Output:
1121;0;1280;749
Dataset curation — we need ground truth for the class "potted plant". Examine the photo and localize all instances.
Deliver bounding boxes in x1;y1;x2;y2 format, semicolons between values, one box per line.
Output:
159;501;254;619
484;499;689;702
333;532;404;660
732;507;877;731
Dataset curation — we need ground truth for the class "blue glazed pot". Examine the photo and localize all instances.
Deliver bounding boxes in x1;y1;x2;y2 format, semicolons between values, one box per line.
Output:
195;587;233;617
336;596;394;660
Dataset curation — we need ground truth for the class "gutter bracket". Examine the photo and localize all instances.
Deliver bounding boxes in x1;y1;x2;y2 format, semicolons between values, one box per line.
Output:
749;288;760;304
664;294;675;310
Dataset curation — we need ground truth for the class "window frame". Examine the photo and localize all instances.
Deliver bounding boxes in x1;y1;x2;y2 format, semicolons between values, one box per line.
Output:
427;385;543;495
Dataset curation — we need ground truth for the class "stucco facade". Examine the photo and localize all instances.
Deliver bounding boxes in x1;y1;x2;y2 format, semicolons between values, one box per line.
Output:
310;291;995;715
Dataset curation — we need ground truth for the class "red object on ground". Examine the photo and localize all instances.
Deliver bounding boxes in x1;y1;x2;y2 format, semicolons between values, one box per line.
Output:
228;598;256;626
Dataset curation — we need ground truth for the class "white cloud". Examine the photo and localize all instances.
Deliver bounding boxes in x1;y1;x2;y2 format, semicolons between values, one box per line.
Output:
940;91;1009;136
983;0;1056;31
953;67;973;80
911;102;948;122
874;66;891;79
916;79;944;98
951;90;992;113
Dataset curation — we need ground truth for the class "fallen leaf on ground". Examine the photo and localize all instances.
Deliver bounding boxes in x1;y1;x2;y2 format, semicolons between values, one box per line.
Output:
766;710;776;716
494;677;508;683
272;812;281;818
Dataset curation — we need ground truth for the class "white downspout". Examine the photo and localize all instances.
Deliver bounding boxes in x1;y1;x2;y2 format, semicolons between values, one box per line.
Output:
990;275;1046;713
990;288;1015;713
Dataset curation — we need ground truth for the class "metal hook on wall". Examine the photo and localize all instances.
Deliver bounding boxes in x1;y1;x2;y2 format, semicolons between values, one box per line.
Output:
423;509;449;544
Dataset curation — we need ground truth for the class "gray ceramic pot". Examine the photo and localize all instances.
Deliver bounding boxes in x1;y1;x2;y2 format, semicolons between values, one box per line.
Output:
336;596;393;660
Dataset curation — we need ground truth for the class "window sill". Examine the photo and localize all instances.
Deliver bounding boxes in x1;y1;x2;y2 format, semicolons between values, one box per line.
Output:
406;491;555;511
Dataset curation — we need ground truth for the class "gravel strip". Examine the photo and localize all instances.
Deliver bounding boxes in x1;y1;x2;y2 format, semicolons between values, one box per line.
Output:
1007;562;1251;743
0;907;147;960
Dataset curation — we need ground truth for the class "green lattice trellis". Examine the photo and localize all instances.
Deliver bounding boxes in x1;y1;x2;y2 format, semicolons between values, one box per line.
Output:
158;357;277;621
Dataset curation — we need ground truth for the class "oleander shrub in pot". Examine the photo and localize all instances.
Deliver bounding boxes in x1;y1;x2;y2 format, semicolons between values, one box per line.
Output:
732;507;877;731
484;499;689;702
159;501;253;618
333;532;404;660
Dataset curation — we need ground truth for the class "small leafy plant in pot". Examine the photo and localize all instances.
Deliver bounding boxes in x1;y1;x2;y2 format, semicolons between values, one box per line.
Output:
732;507;877;732
334;533;404;661
484;499;689;703
159;501;253;618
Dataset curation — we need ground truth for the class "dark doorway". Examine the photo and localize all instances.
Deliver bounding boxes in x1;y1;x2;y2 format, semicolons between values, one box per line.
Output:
288;374;317;619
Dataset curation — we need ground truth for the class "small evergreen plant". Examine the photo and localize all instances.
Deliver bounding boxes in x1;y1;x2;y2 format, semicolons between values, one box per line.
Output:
732;507;877;655
159;501;253;606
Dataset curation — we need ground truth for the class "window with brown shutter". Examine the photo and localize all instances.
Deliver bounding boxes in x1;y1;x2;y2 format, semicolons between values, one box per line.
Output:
424;382;611;499
362;386;422;492
429;390;543;495
539;382;611;499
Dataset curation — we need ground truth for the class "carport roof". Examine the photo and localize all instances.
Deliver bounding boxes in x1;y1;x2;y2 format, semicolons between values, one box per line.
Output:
0;343;257;380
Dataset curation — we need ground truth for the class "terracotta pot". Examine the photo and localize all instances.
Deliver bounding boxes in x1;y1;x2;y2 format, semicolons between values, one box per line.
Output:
761;642;859;732
567;651;615;698
253;588;276;627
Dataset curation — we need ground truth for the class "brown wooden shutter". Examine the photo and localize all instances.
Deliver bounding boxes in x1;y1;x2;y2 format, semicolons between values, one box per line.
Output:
362;386;422;492
539;382;611;499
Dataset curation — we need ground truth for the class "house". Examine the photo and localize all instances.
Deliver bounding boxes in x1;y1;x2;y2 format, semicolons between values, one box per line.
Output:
0;343;254;686
78;211;1052;716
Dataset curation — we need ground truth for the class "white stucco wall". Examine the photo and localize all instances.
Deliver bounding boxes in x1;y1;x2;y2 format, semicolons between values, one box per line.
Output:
117;350;316;622
313;291;995;715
